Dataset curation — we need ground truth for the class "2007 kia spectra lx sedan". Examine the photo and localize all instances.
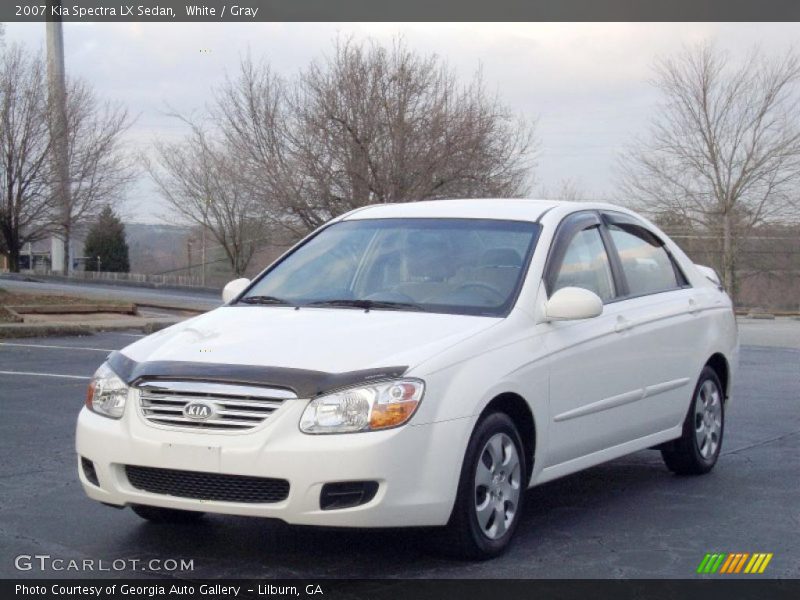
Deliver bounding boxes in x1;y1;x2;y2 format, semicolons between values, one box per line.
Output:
76;199;737;559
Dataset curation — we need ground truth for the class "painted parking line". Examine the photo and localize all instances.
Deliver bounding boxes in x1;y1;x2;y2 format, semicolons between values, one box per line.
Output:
0;370;90;380
0;342;113;353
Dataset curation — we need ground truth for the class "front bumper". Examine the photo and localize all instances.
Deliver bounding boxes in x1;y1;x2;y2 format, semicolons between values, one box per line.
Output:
76;398;474;528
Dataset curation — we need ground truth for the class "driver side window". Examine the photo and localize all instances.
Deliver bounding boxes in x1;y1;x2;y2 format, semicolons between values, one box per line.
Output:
552;227;616;303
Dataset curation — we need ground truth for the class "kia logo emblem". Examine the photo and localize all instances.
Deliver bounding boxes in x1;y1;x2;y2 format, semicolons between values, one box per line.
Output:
183;401;215;420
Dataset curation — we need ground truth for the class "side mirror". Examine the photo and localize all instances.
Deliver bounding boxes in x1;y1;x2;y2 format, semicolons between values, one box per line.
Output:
222;278;251;303
544;287;603;321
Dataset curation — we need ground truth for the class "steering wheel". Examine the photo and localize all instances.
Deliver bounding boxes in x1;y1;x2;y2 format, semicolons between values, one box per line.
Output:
454;282;505;303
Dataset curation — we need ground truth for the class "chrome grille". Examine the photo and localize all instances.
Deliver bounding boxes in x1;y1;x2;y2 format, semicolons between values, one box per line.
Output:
137;380;296;431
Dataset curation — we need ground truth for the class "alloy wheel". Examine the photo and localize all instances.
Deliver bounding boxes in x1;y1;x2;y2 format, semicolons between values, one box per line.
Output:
474;432;522;540
694;379;723;460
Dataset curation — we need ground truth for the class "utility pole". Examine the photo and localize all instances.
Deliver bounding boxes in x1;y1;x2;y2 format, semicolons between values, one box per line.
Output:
46;1;72;275
201;218;206;286
187;238;193;277
201;198;210;286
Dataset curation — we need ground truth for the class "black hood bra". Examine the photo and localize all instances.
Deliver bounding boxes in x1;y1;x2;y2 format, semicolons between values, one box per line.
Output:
106;351;408;399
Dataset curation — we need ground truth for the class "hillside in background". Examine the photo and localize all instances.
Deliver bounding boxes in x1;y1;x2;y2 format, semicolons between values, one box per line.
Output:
126;223;191;275
124;222;292;285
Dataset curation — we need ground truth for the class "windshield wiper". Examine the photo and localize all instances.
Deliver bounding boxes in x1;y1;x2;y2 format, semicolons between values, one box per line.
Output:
304;299;427;312
238;295;294;306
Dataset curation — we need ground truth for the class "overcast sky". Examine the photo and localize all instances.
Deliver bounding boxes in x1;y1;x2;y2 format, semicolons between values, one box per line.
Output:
4;21;800;223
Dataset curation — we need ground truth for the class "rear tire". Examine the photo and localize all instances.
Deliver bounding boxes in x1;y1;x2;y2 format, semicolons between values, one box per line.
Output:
131;504;205;523
661;366;725;475
438;412;528;560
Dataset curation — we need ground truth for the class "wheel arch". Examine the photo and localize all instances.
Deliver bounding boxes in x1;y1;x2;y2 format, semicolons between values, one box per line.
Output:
478;392;537;481
705;353;730;401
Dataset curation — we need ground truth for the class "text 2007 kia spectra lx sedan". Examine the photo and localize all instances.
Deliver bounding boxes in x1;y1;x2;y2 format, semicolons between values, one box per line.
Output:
77;199;737;558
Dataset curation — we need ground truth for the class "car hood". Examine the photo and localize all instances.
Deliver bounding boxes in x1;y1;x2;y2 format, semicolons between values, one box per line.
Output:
119;306;501;375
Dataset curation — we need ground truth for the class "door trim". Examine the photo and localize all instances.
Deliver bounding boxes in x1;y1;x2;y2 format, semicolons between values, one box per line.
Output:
553;377;690;422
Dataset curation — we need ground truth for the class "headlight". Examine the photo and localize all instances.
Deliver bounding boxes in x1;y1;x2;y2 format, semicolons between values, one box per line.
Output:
299;379;425;434
85;363;128;419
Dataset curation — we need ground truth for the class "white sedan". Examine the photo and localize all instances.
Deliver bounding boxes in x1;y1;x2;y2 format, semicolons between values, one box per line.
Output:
77;199;737;559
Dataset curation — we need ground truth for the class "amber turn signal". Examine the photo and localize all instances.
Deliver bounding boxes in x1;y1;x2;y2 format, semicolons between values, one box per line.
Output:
369;400;420;430
85;380;97;409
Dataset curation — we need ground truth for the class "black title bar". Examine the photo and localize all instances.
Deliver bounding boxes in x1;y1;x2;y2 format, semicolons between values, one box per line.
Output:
5;579;800;600
5;0;800;23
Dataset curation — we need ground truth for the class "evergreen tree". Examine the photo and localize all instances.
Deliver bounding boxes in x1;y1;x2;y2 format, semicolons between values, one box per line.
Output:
83;205;130;272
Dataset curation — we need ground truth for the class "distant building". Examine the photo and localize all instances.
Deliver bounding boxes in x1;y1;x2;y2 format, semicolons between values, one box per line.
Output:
0;234;87;273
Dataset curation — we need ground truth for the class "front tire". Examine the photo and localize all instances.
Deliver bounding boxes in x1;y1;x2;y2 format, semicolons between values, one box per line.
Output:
661;366;725;475
131;504;205;523
439;412;527;560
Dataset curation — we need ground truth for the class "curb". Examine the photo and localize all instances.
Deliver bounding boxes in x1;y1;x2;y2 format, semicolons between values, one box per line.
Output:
135;302;208;314
5;303;137;316
0;319;181;339
1;282;216;313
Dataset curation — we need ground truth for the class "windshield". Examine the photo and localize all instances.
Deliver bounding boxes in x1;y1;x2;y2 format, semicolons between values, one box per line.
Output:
240;218;541;316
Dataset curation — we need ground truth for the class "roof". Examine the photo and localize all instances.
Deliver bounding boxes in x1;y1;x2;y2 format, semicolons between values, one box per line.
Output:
340;198;564;223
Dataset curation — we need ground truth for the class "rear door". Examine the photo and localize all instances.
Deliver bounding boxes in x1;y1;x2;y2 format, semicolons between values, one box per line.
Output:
598;211;701;433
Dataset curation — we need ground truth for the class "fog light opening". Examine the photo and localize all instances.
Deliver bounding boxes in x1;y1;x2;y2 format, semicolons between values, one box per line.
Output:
81;457;99;486
320;481;379;510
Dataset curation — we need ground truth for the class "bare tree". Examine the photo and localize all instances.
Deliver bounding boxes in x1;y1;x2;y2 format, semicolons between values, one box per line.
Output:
59;79;134;268
146;120;265;276
215;37;538;233
619;43;800;297
211;59;303;235
0;45;52;271
0;43;133;272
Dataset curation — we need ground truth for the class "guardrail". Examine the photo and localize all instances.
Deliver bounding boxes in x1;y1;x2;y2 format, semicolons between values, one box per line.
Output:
72;270;206;287
13;269;207;287
1;269;222;294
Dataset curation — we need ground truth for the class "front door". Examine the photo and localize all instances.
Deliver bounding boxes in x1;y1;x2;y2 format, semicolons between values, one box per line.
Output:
543;213;654;467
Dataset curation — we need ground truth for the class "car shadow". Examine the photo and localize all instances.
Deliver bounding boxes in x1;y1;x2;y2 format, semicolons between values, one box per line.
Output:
117;451;683;576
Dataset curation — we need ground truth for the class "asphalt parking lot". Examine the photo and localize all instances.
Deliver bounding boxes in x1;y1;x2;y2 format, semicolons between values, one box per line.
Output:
0;323;798;579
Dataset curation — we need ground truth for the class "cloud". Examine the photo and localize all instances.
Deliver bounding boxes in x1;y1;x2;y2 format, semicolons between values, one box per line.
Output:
5;22;800;220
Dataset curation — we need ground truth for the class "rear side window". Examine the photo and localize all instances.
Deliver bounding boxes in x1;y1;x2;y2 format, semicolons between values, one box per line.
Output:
552;227;616;303
607;224;680;296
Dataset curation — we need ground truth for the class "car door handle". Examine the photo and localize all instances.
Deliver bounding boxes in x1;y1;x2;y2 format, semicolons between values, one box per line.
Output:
614;316;632;333
688;298;700;315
